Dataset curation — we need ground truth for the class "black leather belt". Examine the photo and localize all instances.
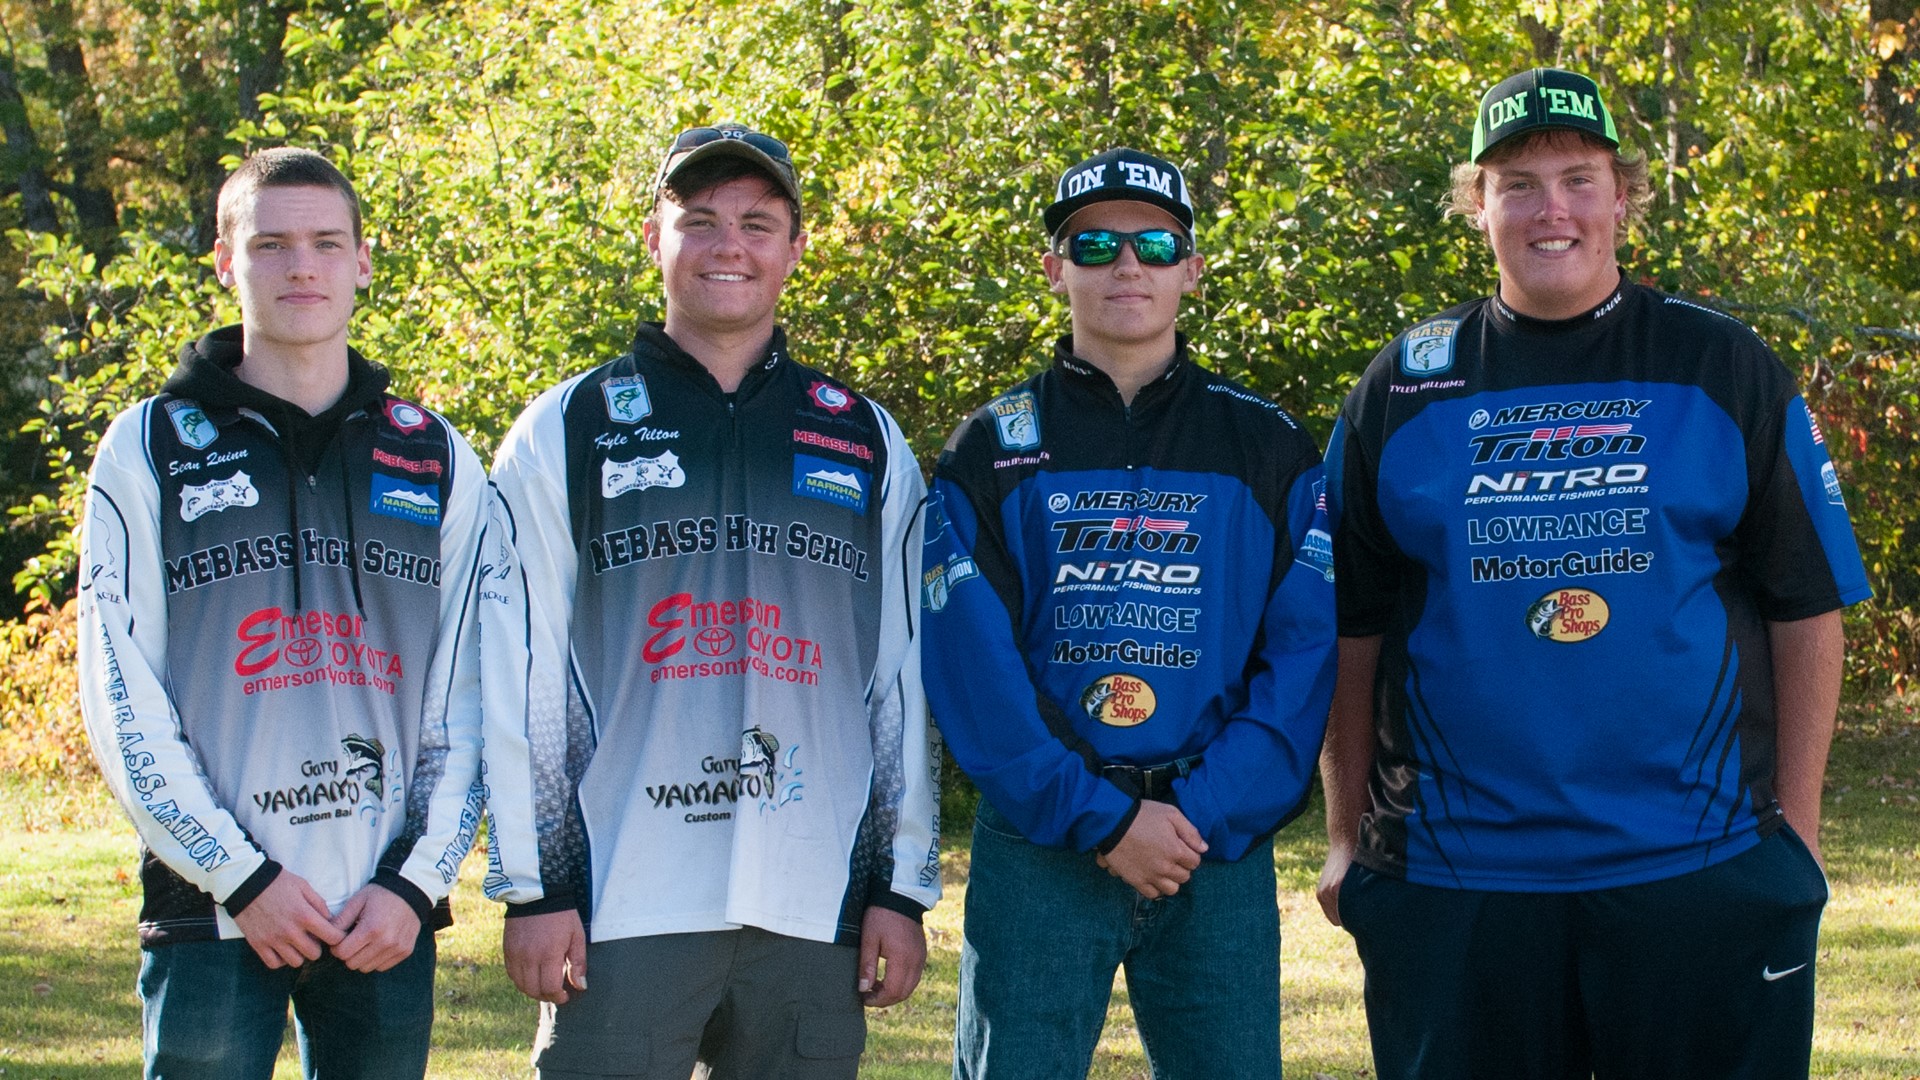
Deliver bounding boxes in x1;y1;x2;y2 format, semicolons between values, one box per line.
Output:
1100;755;1202;801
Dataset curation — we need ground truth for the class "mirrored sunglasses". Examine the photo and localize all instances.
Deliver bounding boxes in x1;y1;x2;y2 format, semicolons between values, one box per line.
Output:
1061;229;1191;267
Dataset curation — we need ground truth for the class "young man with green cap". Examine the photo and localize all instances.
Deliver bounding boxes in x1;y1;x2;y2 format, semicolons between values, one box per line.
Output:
481;123;939;1080
923;147;1337;1078
1319;68;1871;1077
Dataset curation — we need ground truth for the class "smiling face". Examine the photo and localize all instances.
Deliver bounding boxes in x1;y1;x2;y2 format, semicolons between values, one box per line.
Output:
645;174;806;350
212;184;371;362
1043;200;1202;370
1476;130;1626;320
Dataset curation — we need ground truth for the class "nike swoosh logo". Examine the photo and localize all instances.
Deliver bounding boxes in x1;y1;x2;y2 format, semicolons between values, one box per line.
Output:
1762;963;1808;981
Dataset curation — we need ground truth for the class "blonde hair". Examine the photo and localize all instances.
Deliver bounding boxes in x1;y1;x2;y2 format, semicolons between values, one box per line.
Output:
1445;129;1651;242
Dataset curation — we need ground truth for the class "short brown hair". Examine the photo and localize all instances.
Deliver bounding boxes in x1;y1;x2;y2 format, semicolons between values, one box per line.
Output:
216;148;363;245
650;157;802;240
1446;128;1651;242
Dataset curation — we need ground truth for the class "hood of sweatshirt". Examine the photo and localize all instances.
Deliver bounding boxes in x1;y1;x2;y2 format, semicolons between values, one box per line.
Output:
161;324;392;478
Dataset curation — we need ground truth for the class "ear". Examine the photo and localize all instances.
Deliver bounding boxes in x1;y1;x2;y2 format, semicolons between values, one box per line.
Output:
1043;250;1067;295
212;238;236;288
1181;251;1205;295
642;218;662;264
355;238;373;290
784;229;808;278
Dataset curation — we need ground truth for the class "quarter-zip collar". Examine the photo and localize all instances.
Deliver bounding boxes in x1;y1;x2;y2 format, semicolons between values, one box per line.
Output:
631;321;790;406
1052;332;1191;421
1487;270;1630;337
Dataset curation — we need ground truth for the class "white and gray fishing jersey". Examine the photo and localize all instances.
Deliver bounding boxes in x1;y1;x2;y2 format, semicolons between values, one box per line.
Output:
78;327;488;944
481;323;940;946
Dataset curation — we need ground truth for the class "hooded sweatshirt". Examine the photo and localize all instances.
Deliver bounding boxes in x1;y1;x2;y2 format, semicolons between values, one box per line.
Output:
77;326;488;945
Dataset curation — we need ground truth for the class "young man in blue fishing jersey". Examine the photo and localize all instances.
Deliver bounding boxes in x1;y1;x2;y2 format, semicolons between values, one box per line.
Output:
923;147;1338;1079
1319;68;1872;1079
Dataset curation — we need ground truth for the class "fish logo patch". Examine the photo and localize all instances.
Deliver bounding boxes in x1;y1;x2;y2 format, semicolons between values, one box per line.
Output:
180;472;258;521
1401;319;1458;378
602;451;686;498
992;391;1042;451
166;401;217;450
603;376;653;424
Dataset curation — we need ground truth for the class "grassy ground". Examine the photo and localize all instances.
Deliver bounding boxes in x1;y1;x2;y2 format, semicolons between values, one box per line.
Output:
3;704;1916;1079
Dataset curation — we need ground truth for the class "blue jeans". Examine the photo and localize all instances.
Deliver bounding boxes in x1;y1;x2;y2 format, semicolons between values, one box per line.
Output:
955;800;1281;1080
137;927;436;1080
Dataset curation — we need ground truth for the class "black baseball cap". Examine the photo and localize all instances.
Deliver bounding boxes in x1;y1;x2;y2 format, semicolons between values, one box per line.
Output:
654;123;801;213
1042;148;1195;239
1471;68;1620;162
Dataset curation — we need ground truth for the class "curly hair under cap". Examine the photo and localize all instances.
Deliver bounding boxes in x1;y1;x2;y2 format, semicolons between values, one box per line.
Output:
1446;128;1652;244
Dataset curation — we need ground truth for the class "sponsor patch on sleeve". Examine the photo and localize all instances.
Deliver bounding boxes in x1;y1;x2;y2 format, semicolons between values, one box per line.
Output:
921;555;978;612
165;400;218;450
383;400;432;434
792;453;869;511
1400;319;1459;378
603;376;653;424
369;473;442;525
991;390;1042;451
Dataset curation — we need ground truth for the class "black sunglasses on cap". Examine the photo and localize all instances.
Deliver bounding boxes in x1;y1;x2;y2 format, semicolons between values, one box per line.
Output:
1058;228;1192;267
654;125;798;196
664;125;792;165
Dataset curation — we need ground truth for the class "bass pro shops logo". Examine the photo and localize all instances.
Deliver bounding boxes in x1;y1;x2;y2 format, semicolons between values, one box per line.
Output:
1081;673;1157;727
1525;588;1610;643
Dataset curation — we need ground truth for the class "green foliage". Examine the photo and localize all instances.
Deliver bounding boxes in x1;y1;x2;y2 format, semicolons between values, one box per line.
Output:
0;599;84;777
3;0;1918;685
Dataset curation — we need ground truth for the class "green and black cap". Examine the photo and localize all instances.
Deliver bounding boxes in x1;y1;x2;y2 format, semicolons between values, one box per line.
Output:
1471;68;1619;162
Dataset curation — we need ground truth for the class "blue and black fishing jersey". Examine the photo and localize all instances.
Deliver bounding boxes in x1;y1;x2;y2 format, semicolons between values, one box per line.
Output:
923;335;1337;861
1328;279;1871;892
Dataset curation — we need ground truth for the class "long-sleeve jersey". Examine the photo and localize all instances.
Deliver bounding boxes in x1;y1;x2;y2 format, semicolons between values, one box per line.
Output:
1327;280;1872;891
480;323;939;946
922;336;1337;861
77;327;488;944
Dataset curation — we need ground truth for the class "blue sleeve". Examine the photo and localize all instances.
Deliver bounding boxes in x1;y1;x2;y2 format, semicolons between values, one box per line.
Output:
1758;396;1872;616
1170;466;1338;859
921;478;1136;851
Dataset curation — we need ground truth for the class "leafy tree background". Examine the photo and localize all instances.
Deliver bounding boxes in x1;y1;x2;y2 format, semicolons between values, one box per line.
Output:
2;0;1917;752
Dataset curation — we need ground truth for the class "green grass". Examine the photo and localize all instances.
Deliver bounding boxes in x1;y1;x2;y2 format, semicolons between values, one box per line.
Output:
3;703;1916;1079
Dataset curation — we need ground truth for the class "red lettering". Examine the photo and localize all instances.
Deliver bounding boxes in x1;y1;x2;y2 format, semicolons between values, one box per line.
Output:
643;593;690;664
235;607;283;676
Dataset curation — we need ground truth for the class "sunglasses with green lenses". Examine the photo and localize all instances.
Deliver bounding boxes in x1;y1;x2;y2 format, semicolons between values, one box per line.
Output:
1060;229;1192;267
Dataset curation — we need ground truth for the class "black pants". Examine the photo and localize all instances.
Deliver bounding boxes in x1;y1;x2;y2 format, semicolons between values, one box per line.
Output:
1340;829;1828;1080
